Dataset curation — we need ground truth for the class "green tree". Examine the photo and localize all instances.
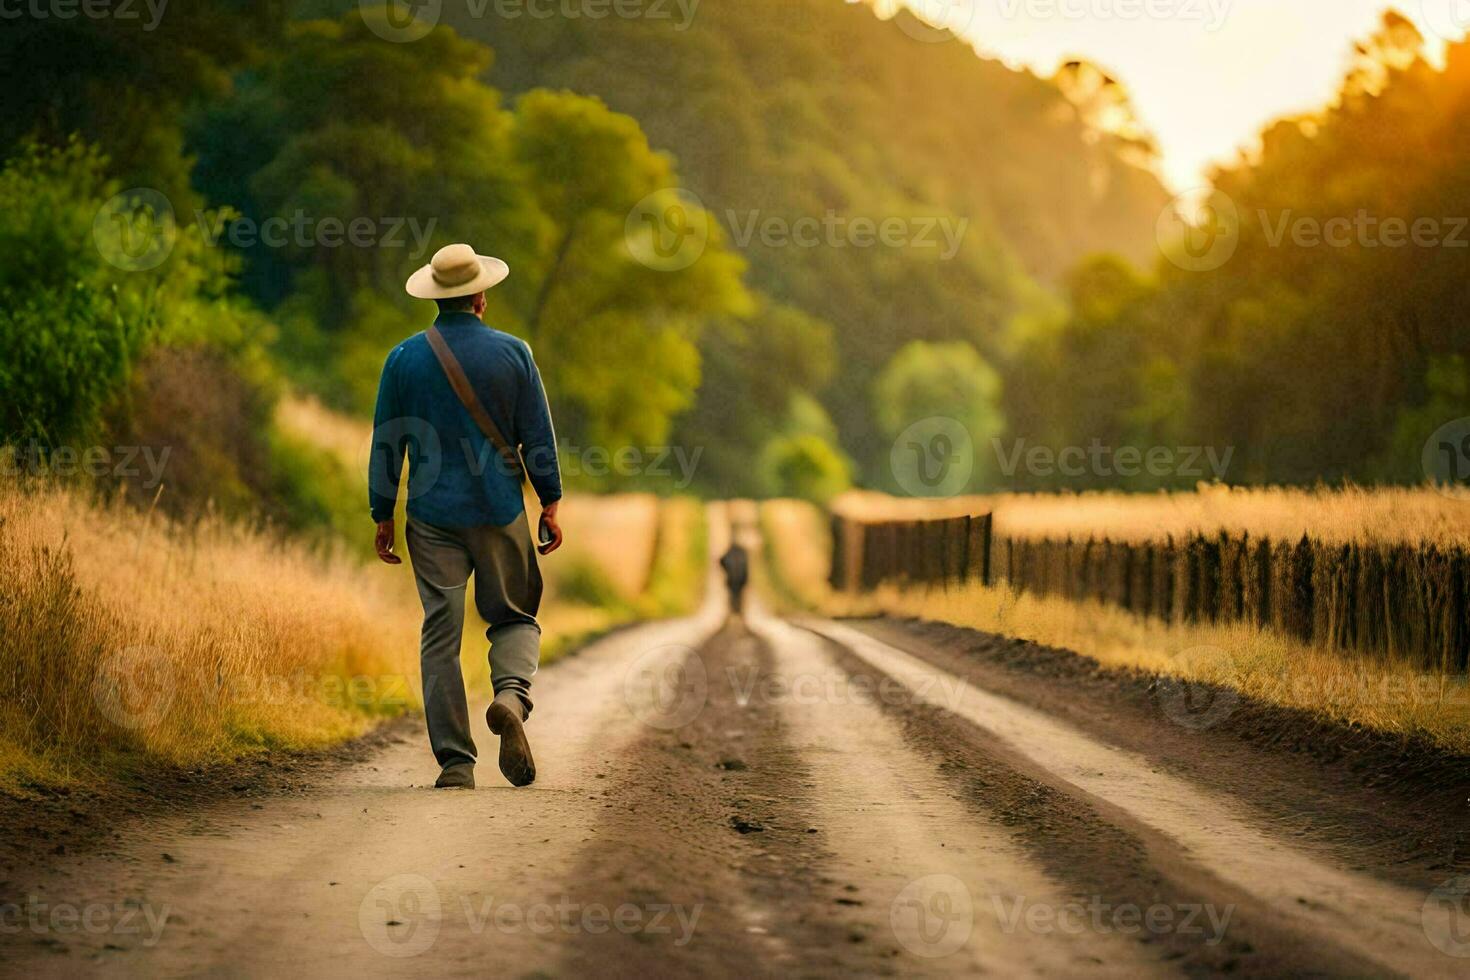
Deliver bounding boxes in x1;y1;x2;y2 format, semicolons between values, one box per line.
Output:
872;341;1005;490
505;90;752;450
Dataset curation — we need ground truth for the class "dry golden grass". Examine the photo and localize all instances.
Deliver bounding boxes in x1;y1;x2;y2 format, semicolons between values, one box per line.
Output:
833;485;1470;547
763;498;1470;753
0;482;424;787
553;494;660;598
638;496;710;617
759;498;842;614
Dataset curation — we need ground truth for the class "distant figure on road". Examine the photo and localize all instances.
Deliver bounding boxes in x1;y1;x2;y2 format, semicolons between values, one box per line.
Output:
720;541;750;615
369;244;563;791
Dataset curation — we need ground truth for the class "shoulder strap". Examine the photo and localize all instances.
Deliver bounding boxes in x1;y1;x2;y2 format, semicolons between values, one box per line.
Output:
425;326;525;484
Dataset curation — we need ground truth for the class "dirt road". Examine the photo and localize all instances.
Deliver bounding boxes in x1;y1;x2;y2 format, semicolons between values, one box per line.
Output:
4;524;1467;977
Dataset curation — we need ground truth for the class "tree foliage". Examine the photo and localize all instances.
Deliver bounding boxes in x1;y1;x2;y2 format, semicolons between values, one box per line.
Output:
1010;16;1470;488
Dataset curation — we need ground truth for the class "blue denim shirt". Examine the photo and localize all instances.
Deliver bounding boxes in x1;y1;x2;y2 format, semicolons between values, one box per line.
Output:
369;313;562;527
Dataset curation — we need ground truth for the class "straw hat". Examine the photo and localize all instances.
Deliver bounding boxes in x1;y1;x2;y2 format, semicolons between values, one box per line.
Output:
405;243;510;299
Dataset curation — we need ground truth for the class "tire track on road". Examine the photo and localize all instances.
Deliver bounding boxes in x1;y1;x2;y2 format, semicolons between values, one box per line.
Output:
547;616;856;977
800;617;1454;978
746;606;1172;977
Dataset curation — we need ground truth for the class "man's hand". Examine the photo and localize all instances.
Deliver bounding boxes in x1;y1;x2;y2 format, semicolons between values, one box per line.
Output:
537;500;563;555
375;519;403;565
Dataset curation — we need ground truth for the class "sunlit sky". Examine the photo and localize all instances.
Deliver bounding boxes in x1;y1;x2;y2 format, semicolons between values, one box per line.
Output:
890;0;1467;191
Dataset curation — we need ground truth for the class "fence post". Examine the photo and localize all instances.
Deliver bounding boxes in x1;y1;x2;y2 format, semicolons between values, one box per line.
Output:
958;515;973;583
1288;535;1315;644
828;513;846;591
980;514;993;586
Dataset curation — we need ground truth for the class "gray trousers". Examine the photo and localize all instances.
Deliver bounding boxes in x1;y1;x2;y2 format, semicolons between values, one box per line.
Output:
406;515;543;771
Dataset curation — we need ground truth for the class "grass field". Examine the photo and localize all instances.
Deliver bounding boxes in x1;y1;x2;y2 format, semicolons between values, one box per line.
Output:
0;481;423;788
763;495;1470;753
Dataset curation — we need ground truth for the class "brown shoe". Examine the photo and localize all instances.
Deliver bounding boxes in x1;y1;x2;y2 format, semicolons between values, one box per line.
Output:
486;701;536;787
434;763;475;789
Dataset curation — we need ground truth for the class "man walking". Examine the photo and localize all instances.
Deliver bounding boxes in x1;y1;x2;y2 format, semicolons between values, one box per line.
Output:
719;540;749;615
369;244;563;790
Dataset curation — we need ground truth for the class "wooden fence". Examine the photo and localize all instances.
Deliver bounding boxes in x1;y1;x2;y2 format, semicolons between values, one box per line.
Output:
828;514;1470;672
828;513;993;592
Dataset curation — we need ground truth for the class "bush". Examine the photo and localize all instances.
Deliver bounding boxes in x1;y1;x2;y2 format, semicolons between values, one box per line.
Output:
0;142;162;446
759;432;851;503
